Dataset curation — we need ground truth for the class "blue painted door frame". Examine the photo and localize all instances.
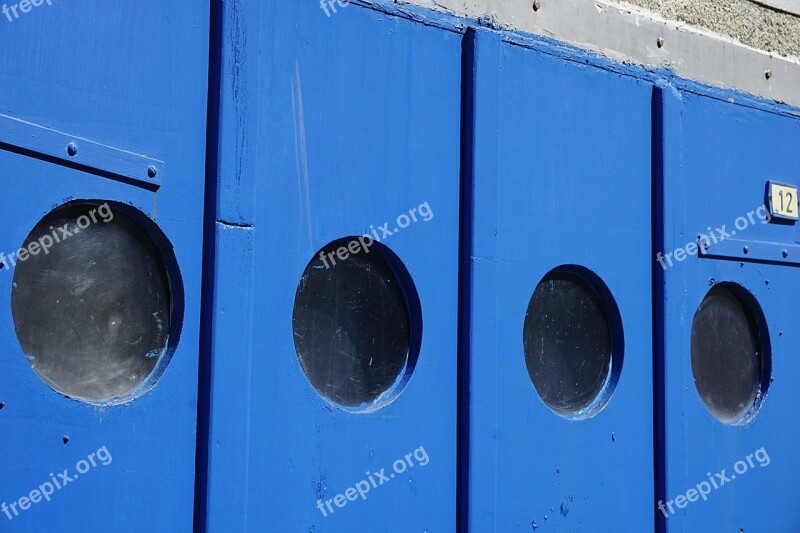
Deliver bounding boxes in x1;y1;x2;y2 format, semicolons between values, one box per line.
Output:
0;3;209;531
199;1;461;530
658;88;800;532
467;30;653;531
463;29;655;531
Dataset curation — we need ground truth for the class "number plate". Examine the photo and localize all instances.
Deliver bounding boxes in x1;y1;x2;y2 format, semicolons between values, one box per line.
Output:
767;181;799;221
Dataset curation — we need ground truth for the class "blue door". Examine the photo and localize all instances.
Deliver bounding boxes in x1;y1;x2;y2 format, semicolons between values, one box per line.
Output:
200;1;462;530
659;88;800;532
464;30;655;531
0;3;209;531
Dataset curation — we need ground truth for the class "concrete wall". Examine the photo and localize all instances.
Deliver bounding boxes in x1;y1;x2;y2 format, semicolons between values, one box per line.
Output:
400;0;800;106
629;0;800;59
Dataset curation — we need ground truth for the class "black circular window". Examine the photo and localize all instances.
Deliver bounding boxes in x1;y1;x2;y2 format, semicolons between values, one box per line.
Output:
292;238;421;411
10;201;178;404
691;284;770;425
523;267;622;418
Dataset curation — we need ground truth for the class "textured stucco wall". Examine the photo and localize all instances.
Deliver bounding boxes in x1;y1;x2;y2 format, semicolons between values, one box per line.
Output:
408;0;800;59
627;0;800;59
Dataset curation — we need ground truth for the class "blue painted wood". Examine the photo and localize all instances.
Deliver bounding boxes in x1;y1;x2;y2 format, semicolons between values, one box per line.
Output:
200;1;462;530
660;87;800;532
1;1;799;530
0;2;209;531
465;29;655;531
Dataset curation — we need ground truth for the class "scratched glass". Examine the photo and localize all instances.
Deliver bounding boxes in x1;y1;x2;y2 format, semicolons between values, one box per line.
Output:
523;270;615;417
292;238;413;410
11;202;172;403
691;284;769;424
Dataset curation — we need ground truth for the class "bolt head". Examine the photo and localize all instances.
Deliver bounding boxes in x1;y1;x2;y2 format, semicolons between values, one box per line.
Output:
532;0;541;11
147;165;158;179
657;37;665;48
66;142;78;156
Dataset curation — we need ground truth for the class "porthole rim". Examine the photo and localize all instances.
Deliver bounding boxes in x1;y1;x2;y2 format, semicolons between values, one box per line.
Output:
523;264;625;421
9;199;185;406
292;236;423;414
690;281;771;427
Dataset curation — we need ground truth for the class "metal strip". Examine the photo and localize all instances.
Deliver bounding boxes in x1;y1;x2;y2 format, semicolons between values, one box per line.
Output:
401;0;800;108
0;113;163;189
699;236;800;265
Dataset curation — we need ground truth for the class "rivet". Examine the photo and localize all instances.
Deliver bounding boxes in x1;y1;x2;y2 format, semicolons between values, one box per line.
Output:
532;0;541;11
743;245;749;254
147;165;158;179
657;37;665;48
782;249;789;258
62;436;69;444
66;143;78;157
765;70;772;80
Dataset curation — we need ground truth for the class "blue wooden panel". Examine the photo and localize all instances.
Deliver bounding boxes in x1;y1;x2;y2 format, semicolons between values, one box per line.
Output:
201;1;461;530
0;3;208;531
465;30;654;531
660;88;800;532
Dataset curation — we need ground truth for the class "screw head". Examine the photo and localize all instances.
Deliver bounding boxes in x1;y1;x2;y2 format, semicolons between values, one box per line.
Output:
147;165;158;179
532;0;541;11
657;37;665;48
66;142;78;156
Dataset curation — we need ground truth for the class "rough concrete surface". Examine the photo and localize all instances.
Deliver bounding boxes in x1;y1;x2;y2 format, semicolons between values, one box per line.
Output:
628;0;800;59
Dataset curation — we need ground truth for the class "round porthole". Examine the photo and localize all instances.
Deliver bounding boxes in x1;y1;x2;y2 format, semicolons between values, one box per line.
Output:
292;237;421;412
691;283;770;425
10;201;181;404
523;266;623;419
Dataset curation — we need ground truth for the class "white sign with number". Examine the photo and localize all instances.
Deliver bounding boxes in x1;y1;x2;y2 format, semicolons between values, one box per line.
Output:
768;182;799;221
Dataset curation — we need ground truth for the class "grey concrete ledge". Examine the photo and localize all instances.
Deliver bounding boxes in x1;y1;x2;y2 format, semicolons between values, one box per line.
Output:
402;0;800;108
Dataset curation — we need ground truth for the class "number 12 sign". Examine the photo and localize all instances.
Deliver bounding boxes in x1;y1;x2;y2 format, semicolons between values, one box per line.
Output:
767;181;799;221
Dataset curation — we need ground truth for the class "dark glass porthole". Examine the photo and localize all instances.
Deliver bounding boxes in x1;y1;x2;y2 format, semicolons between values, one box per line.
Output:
10;201;180;404
292;238;421;411
691;283;770;425
523;266;622;418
